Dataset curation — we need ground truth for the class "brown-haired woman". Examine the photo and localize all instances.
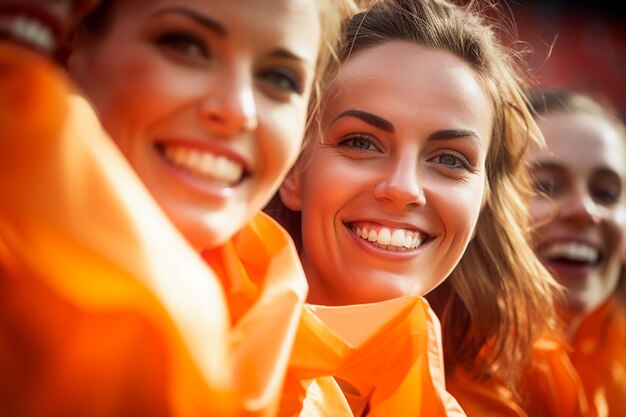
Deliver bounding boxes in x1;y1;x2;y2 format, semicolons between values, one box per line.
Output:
265;0;558;414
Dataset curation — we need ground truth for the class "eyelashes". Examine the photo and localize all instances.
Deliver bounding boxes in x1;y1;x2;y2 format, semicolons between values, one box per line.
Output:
338;134;379;151
156;31;210;60
258;68;303;95
155;31;304;98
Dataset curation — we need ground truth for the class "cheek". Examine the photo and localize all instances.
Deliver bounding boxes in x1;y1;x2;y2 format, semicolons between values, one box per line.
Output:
606;207;626;251
529;198;554;226
438;181;485;235
259;110;307;182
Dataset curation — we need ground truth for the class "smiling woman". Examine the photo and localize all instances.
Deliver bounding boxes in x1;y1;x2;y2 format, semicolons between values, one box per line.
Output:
265;0;558;415
0;0;350;415
69;0;326;249
523;88;626;416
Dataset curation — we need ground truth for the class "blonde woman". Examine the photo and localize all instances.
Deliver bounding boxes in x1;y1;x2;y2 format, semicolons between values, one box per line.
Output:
0;0;349;415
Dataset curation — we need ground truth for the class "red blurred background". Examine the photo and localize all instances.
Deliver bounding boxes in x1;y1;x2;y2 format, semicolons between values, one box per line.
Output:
510;0;626;118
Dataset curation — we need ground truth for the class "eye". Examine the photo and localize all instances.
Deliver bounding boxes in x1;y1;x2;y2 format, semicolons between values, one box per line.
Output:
431;151;470;170
157;31;210;59
338;134;379;151
533;178;556;196
258;68;303;94
591;184;621;205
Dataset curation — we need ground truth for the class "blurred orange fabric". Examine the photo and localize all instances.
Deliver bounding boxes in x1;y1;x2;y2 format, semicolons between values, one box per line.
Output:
446;338;589;417
0;42;307;416
569;298;626;417
446;299;626;417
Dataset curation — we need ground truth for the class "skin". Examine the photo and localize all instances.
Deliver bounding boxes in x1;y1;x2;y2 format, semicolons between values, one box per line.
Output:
280;41;493;305
69;0;321;249
529;110;626;325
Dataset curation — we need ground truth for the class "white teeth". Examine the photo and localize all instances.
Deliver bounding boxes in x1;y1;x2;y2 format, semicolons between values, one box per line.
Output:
163;145;244;185
11;16;55;53
378;228;391;245
542;242;599;264
390;229;405;246
354;225;423;250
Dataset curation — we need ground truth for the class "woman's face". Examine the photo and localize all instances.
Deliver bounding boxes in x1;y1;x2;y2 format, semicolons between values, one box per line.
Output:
529;110;626;320
280;41;493;305
70;0;321;249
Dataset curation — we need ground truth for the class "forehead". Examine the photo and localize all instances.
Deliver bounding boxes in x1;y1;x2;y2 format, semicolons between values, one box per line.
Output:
324;41;493;139
531;111;626;177
117;0;321;58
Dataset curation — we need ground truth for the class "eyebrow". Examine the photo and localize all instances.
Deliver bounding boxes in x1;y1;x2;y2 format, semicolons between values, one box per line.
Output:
428;128;481;142
531;161;563;171
269;48;313;65
151;7;227;37
150;8;312;65
331;109;394;133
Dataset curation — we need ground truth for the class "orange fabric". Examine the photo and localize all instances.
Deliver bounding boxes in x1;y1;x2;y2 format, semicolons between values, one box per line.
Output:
446;338;588;417
569;297;626;417
0;42;308;416
447;368;526;417
202;213;308;415
280;296;466;416
520;338;589;417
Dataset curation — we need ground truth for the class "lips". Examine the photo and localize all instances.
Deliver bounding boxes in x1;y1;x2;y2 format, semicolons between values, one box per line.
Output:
350;221;427;251
157;143;247;187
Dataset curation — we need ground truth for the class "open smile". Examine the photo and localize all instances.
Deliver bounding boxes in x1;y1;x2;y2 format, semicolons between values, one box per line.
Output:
156;142;249;187
540;241;601;267
349;221;428;252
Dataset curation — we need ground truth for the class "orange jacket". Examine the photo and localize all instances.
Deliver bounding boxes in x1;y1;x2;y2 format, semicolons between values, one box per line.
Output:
446;338;589;417
0;42;307;416
569;297;626;417
280;296;466;416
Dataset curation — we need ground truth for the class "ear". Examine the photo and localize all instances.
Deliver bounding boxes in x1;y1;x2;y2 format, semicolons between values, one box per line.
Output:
279;165;303;212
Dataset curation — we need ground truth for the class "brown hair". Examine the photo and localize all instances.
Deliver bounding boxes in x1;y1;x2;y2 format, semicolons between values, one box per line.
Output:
268;0;559;391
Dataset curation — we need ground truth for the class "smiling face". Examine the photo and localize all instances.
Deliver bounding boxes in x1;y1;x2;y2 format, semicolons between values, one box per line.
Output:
529;110;626;320
69;0;321;249
280;41;493;305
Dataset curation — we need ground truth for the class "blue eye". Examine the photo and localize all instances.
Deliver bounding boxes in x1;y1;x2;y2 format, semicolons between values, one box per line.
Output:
339;134;378;151
157;32;209;59
432;151;470;170
259;69;302;94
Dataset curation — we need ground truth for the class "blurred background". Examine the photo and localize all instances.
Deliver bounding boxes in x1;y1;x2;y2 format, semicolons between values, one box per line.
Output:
510;0;626;118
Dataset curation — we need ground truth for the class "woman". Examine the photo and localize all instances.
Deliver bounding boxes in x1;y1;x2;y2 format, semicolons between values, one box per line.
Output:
0;0;349;415
266;0;557;415
524;88;626;417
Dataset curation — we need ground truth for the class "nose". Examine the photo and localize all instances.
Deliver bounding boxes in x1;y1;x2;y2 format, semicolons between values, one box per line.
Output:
561;184;601;225
373;155;426;208
199;69;258;137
